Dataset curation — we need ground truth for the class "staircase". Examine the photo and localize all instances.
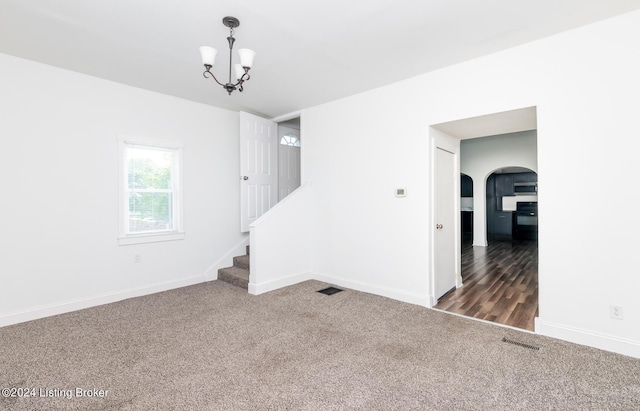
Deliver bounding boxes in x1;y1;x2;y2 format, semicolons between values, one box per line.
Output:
218;245;250;289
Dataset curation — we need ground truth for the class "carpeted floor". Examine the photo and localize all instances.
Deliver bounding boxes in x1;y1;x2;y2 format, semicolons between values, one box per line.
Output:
1;280;639;410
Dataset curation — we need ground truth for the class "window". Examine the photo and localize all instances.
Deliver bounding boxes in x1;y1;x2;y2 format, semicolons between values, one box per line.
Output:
118;138;184;245
280;133;300;147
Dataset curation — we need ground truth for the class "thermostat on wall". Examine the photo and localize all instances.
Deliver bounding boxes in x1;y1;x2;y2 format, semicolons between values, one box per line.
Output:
395;188;407;197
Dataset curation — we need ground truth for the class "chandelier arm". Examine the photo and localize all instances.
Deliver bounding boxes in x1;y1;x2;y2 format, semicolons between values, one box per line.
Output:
232;72;249;87
203;69;227;87
227;70;251;88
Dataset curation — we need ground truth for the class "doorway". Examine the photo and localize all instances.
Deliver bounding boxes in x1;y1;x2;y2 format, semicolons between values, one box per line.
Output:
277;117;301;201
430;106;539;331
239;113;303;232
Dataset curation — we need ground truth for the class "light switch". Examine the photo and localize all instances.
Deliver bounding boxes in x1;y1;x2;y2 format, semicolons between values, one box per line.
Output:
395;188;407;197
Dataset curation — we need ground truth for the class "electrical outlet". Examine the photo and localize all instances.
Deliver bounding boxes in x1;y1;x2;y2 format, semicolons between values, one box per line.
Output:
610;304;624;320
133;254;142;263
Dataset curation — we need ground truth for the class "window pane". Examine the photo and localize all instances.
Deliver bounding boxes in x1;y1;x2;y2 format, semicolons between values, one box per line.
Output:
128;192;173;232
128;148;172;190
280;133;300;147
125;144;175;234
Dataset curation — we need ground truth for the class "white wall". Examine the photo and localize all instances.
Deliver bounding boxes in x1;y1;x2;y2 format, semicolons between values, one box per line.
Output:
461;130;538;246
249;184;315;294
301;10;640;357
0;53;246;325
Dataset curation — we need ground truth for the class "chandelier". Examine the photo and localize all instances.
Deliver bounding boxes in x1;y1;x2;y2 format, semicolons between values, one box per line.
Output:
199;16;255;95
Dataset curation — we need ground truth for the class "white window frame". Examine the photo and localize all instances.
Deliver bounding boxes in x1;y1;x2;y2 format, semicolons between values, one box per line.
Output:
118;136;185;245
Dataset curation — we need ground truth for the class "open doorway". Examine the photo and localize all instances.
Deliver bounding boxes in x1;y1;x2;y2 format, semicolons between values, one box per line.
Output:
431;107;538;332
277;117;301;201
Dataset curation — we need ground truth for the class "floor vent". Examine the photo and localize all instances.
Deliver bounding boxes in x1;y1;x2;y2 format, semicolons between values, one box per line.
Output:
317;286;343;296
502;337;540;351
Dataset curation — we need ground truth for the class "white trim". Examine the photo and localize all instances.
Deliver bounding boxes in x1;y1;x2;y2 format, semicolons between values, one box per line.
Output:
0;275;205;328
427;294;437;307
248;271;314;295
313;272;429;307
205;236;250;281
536;318;640;359
117;136;185;245
429;127;463;304
117;231;185;246
117;134;184;150
245;263;429;306
270;110;303;123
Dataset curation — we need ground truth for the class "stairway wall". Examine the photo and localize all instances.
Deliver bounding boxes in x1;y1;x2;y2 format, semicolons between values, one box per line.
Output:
248;184;315;294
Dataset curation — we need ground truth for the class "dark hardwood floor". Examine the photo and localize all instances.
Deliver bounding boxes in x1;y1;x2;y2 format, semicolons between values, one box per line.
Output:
435;234;538;331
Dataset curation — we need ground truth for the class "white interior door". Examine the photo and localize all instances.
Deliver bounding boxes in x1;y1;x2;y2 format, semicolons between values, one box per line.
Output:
278;125;301;201
435;147;457;300
240;112;277;232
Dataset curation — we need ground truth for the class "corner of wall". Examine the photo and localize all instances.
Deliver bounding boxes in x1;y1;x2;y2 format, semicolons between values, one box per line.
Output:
535;318;640;359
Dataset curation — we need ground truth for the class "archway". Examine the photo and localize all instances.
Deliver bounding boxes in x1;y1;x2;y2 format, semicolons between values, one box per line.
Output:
485;167;537;242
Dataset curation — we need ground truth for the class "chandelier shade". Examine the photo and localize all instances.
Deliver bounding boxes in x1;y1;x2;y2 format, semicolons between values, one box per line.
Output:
237;49;256;68
199;46;217;67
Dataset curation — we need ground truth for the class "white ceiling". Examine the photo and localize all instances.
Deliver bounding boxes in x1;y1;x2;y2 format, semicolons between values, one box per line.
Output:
433;106;537;140
2;0;640;118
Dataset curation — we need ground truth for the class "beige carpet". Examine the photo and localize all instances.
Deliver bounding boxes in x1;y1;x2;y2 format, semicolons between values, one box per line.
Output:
1;280;639;410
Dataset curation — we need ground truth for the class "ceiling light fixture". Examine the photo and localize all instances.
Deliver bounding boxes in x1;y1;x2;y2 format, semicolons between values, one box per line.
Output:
199;16;255;95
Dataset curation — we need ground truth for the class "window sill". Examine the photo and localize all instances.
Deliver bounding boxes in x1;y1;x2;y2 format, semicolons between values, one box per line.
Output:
118;231;185;246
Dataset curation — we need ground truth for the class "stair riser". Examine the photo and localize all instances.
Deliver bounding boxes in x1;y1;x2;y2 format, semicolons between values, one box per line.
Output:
217;250;250;290
218;269;249;290
233;255;250;271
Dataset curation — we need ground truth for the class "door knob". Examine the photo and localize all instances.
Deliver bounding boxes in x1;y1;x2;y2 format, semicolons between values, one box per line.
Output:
242;176;249;180
436;224;443;229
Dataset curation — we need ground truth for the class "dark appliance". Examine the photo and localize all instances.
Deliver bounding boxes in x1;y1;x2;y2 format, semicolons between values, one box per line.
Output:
513;182;537;195
513;201;538;240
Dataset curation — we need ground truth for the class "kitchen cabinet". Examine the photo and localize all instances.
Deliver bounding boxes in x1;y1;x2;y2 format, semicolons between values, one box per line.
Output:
461;211;473;234
495;174;514;196
513;172;537;183
495;172;537;197
493;211;513;235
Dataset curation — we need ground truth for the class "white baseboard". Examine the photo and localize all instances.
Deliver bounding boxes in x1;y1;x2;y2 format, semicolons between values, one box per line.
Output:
0;275;206;328
535;318;640;359
247;270;429;308
205;236;250;281
248;271;314;295
428;294;436;307
313;272;429;308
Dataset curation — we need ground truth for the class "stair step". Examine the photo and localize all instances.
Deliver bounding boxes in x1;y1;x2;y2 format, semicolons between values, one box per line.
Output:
218;266;249;290
233;255;250;271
